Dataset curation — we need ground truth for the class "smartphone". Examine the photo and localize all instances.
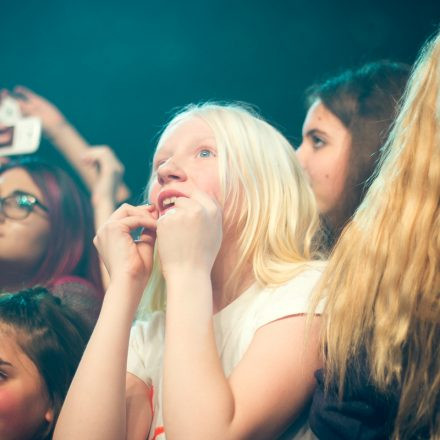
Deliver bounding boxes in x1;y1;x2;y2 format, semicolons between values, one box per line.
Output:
0;96;22;125
0;96;41;156
0;117;41;156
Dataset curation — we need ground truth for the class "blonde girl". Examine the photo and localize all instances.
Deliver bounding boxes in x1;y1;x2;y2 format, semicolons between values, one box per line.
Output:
55;103;324;440
309;31;440;439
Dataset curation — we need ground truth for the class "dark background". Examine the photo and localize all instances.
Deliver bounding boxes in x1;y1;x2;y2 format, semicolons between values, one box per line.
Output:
2;0;439;199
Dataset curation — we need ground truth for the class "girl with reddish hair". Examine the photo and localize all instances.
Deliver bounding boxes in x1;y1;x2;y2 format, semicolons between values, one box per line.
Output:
0;157;103;328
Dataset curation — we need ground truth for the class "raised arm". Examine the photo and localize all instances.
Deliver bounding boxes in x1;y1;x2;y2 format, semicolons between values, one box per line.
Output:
54;204;157;440
159;191;321;439
82;145;128;288
12;86;130;202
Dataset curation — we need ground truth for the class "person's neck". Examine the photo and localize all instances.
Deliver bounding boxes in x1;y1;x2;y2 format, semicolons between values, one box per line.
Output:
211;238;254;314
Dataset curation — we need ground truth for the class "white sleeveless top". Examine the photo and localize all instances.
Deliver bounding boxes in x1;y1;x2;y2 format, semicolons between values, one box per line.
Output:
127;265;324;440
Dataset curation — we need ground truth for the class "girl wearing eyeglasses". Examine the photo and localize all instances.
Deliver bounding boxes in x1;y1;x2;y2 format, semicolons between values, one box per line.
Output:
0;157;104;329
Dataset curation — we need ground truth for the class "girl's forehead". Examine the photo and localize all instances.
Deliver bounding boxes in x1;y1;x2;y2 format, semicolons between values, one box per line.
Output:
0;325;41;376
0;167;44;201
0;326;22;358
155;116;216;153
0;322;15;337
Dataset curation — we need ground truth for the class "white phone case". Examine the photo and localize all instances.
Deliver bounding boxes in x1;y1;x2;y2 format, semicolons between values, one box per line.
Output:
0;96;22;125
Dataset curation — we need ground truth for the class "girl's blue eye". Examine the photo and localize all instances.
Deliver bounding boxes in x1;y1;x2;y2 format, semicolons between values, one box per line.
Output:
198;149;213;158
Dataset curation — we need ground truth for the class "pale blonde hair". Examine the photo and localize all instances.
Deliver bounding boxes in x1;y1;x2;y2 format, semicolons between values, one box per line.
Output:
313;30;440;439
137;102;321;314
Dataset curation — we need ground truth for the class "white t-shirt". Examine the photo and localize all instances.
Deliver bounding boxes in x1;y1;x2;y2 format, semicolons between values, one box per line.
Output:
127;265;324;440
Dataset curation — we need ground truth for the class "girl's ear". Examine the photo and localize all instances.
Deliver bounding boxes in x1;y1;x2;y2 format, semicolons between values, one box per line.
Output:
44;407;54;423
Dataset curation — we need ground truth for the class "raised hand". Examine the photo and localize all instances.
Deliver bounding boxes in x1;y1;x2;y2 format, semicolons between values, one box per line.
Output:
12;86;66;135
94;203;158;294
156;189;222;279
10;86;130;204
81;145;127;207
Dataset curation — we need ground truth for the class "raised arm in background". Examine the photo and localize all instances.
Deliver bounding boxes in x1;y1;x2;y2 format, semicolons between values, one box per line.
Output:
9;86;131;202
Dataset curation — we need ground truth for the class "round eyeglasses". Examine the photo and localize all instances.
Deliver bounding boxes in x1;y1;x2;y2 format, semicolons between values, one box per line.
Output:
0;191;49;220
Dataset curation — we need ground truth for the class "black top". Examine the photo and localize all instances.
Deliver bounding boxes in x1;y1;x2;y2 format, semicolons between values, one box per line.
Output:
309;366;399;440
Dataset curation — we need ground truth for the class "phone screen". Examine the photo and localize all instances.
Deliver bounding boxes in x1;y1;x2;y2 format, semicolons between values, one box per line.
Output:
0;126;14;148
0;118;41;157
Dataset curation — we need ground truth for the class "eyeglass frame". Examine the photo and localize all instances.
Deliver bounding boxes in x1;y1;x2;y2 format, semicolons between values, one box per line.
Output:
0;191;49;220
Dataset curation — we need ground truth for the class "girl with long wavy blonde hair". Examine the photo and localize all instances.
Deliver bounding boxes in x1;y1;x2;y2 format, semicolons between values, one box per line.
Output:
309;30;440;439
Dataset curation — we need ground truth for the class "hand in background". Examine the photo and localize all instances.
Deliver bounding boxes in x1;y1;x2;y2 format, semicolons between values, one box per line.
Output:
12;86;66;136
82;145;131;289
82;145;125;208
6;86;130;204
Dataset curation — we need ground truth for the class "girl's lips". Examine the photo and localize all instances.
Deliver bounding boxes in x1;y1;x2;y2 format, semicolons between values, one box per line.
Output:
157;189;188;214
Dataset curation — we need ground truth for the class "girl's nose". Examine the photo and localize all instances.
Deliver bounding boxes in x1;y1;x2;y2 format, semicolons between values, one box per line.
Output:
295;144;308;169
157;159;187;185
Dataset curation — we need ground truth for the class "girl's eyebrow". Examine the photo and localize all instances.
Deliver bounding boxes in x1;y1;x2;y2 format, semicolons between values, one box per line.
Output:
305;128;327;137
0;358;12;366
11;189;41;199
0;189;40;199
195;134;216;142
154;137;217;158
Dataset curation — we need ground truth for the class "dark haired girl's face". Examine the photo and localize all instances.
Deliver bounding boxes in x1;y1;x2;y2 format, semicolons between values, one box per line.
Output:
296;100;352;214
0;328;54;439
0;167;50;274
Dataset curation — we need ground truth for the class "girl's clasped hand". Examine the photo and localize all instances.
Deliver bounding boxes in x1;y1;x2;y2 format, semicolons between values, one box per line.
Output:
95;185;223;293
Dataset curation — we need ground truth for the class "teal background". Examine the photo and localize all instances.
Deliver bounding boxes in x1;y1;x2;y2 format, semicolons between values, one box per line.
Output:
2;0;439;199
